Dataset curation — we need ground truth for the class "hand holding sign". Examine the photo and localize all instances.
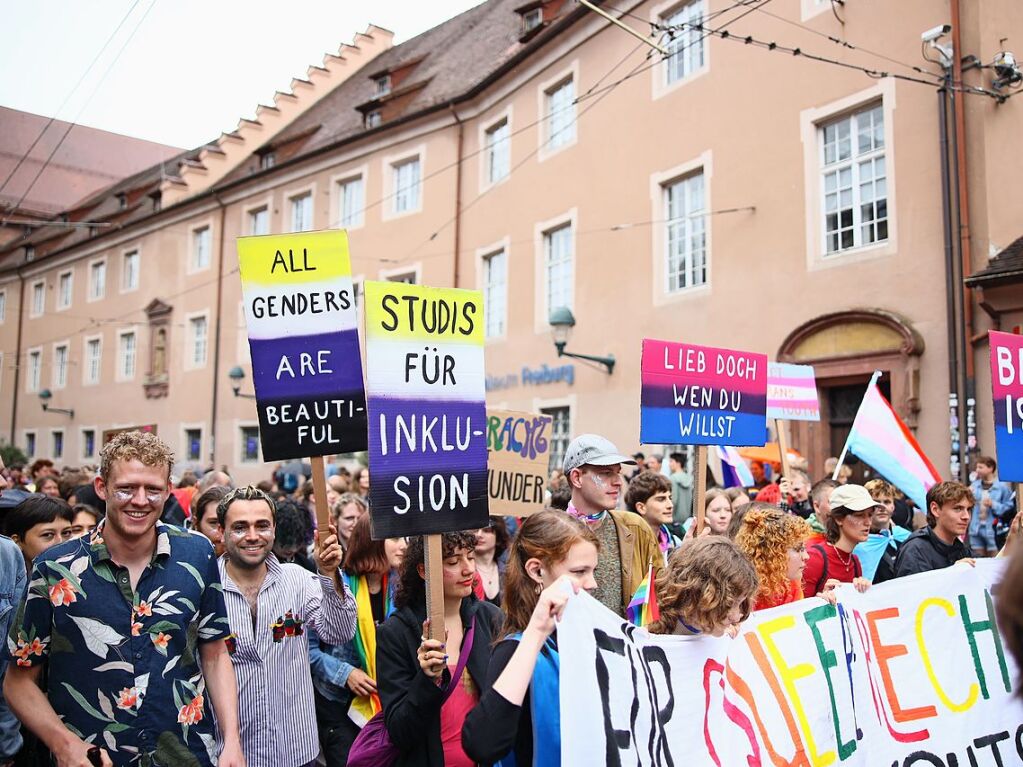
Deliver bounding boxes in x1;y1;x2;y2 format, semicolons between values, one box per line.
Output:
314;522;343;577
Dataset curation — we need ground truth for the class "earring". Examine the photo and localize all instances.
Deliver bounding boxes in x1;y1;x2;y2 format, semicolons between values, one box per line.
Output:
535;582;542;595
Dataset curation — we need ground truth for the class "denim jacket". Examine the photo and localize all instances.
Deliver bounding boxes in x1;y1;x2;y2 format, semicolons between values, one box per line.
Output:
0;536;27;759
970;479;1015;535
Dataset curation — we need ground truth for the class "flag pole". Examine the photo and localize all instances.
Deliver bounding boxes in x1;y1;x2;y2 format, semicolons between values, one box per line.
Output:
832;371;882;481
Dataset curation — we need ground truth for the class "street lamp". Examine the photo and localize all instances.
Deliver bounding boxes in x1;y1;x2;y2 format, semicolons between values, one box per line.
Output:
39;388;74;418
228;366;257;399
548;307;615;374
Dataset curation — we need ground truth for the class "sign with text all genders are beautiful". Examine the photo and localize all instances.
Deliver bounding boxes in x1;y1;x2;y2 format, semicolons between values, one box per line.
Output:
640;339;768;447
364;281;489;539
237;230;367;461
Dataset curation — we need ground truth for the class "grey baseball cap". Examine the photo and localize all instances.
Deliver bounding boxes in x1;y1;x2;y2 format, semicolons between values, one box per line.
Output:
562;434;637;473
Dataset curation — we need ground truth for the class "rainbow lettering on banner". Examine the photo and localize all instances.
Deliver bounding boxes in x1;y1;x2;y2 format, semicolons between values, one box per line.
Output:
767;362;821;421
364;281;489;539
237;230;366;461
641;339;768;446
990;330;1023;482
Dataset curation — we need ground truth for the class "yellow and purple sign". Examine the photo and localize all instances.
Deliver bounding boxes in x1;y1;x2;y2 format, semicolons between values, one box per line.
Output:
237;230;366;461
364;281;489;539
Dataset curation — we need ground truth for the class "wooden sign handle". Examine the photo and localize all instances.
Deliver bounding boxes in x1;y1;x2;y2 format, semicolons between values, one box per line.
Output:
423;533;446;641
310;456;331;533
776;419;792;481
694;445;707;535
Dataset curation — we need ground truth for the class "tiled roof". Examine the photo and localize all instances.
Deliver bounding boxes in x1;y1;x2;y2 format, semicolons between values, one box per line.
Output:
966;235;1023;287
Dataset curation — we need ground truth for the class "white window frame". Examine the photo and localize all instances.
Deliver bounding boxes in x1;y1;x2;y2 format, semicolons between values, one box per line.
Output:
26;346;42;393
650;151;713;306
242;195;274;236
476;237;510;341
330;166;368;230
82;334;102;386
383;145;426;220
23;430;37;458
286;184;316;233
116;329;138;382
379;263;422;284
52;341;70;390
30;280;45;317
121;247;140;293
186;311;210;370
0;289;7;323
87;258;106;302
56;270;73;311
479;107;513;191
50;428;65;461
237;420;262;464
181;424;205;463
189;222;213;274
800;0;832;22
537;62;579;161
800;80;898;271
651;0;709;100
531;394;577;471
80;426;98;460
366;110;383;129
533;208;577;332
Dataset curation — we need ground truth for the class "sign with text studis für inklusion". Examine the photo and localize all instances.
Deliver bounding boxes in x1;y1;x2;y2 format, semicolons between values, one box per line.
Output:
640;339;768;446
364;282;489;539
236;230;367;461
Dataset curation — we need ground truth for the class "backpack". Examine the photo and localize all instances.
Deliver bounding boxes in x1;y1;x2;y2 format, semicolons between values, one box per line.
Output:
811;543;862;595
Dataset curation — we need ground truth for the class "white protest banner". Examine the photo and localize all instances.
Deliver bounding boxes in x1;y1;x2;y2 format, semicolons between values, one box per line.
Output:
560;560;1023;767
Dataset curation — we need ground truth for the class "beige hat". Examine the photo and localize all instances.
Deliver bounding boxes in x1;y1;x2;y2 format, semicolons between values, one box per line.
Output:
828;483;878;512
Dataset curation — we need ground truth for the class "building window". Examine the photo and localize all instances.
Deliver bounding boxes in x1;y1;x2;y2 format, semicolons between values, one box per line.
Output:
821;103;887;255
85;338;101;385
119;332;136;379
482;250;506;338
663;1;705;84
290;193;313;232
522;7;543;33
25;246;35;262
485;119;510;184
544;223;573;315
366;110;382;129
374;74;391;97
82;429;96;459
541;406;571;471
664;171;707;291
52;430;64;460
57;271;73;310
337;176;365;228
392;158;421;214
386;271;417;285
53;344;68;389
27;349;41;393
0;290;6;322
89;260;106;300
189;316;208;367
260;153;276;170
122;250;139;291
241;426;260;462
192;226;211;270
31;281;45;316
185;428;202;462
545;78;576;150
249;206;269;236
24;431;36;458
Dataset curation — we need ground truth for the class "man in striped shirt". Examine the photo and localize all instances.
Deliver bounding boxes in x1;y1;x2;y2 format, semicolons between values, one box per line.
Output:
217;486;357;767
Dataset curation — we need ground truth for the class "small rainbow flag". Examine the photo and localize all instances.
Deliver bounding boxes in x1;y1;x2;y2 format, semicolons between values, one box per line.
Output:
626;565;660;627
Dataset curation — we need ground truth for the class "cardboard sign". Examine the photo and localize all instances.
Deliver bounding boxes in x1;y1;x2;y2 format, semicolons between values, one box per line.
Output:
560;560;1021;766
767;362;821;421
640;339;767;446
364;282;489;538
236;230;367;461
486;409;553;516
990;330;1023;481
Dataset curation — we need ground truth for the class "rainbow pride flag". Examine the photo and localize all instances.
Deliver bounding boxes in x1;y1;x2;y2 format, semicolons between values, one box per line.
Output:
835;371;940;509
626;565;660;628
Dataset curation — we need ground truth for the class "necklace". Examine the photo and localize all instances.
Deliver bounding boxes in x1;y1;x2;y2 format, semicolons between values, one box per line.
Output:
678;618;703;635
830;543;852;567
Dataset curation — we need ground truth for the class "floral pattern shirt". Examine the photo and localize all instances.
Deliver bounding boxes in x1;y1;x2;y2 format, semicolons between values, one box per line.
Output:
7;521;231;767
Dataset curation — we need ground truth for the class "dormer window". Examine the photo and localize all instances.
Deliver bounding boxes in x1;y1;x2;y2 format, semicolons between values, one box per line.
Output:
150;191;162;211
366;110;382;128
117;193;127;210
522;7;543;32
260;152;276;170
374;74;392;97
25;246;34;262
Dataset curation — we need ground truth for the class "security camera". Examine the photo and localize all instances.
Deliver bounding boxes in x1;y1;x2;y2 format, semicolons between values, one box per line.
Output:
921;24;951;43
993;51;1023;90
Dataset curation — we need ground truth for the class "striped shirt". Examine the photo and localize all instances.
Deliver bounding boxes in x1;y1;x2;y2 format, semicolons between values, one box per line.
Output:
218;555;357;767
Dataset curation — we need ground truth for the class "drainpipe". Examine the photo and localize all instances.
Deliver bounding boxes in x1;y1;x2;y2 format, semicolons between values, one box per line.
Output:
9;267;25;444
209;193;228;467
449;103;464;288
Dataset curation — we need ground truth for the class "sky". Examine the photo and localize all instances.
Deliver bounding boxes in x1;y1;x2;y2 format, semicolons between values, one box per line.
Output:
0;0;486;149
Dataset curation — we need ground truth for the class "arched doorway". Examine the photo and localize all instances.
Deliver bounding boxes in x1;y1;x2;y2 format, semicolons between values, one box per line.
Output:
778;309;925;482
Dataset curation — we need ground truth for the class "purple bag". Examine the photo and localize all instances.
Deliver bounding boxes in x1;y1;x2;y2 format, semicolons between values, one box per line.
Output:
347;616;476;767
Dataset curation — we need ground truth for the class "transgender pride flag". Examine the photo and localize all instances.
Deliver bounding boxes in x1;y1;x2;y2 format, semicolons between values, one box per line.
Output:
834;372;940;509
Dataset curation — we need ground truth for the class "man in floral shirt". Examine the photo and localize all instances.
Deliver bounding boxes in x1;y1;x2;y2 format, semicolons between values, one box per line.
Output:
4;431;245;767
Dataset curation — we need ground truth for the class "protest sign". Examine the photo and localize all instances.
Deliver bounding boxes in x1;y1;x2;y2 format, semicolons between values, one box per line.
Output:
236;230;366;462
640;339;768;447
767;362;821;421
486;409;553;516
560;560;1021;767
990;330;1023;482
364;281;489;540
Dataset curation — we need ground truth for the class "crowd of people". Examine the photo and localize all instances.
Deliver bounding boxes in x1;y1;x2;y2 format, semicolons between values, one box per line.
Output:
0;430;1019;767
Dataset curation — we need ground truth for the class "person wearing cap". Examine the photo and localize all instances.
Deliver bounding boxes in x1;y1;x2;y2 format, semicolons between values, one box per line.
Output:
800;485;875;598
894;481;975;578
562;434;661;617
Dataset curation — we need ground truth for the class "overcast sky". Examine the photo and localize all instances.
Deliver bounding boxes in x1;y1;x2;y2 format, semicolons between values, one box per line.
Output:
1;0;485;148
